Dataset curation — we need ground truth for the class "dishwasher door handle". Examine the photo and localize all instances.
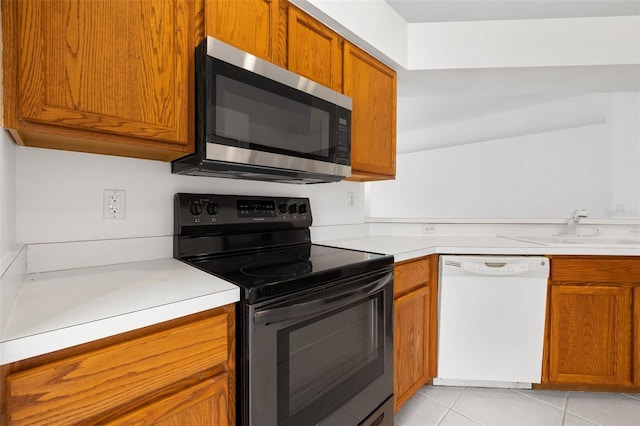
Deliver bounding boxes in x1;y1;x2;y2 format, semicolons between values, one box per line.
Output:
484;262;507;268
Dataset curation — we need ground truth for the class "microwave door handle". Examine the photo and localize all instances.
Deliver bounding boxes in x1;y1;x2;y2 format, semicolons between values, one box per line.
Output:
254;271;392;326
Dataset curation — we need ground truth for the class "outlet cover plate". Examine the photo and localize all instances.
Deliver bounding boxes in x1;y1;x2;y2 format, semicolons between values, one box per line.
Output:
103;189;126;219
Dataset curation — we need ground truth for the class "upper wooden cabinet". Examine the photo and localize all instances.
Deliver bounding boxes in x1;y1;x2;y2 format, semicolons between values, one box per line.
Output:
544;256;640;391
2;0;196;161
2;0;396;173
205;0;286;66
343;42;396;180
287;6;342;92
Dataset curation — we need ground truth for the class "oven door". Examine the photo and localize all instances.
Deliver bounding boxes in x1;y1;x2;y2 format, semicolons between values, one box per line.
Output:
246;268;393;426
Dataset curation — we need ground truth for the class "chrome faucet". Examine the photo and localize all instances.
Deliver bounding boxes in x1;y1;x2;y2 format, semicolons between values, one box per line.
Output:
566;209;588;235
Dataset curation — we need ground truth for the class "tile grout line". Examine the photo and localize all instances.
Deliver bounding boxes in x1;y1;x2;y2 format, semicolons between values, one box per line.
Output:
563;392;605;426
560;391;569;425
420;386;466;409
623;393;640;401
446;387;489;426
432;387;465;426
511;388;567;412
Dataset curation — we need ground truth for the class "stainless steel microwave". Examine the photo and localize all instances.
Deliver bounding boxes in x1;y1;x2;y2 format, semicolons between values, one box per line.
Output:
172;36;352;184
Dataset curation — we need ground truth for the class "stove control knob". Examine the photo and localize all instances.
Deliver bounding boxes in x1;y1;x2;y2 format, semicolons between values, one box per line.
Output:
278;203;288;214
189;201;203;216
298;203;307;214
206;202;219;215
288;203;298;214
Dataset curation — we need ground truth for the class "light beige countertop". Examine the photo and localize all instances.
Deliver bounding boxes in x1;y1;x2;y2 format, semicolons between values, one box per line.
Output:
2;233;637;365
318;235;640;262
1;258;239;364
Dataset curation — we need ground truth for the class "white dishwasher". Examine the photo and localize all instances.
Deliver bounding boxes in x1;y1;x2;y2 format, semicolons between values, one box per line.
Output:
435;255;549;388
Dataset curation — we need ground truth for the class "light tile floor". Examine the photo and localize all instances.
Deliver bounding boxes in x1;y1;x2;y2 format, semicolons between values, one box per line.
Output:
395;386;640;426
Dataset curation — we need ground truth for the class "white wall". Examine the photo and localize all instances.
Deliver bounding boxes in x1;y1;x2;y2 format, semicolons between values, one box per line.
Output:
15;147;366;244
369;92;640;220
1;131;17;271
408;16;640;70
398;94;608;153
609;93;640;216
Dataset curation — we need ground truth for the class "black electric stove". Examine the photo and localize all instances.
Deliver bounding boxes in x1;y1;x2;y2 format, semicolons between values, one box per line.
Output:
174;193;395;426
173;193;392;303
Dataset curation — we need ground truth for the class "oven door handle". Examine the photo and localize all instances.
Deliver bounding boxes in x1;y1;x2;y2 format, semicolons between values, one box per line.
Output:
254;271;392;325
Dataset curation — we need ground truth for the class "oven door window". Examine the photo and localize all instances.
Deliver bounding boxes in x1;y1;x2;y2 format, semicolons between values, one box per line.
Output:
277;294;384;426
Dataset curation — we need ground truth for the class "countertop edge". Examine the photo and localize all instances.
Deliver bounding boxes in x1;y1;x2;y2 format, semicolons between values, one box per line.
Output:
0;288;239;365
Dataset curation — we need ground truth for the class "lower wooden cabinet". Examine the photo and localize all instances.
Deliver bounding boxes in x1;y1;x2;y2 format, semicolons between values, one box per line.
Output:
105;374;229;425
542;256;640;391
635;288;640;386
393;255;438;411
1;305;235;425
548;285;632;386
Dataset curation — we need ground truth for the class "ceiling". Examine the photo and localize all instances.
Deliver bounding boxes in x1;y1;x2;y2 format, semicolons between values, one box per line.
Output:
381;1;640;139
386;0;640;23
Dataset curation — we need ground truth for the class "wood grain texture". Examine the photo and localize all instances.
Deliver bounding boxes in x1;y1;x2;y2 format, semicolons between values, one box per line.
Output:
206;0;278;62
551;256;640;283
15;0;191;143
6;314;229;425
2;0;196;160
394;286;430;412
273;0;289;68
287;6;342;91
394;256;430;297
635;288;640;386
428;254;439;379
342;41;396;180
104;374;229;425
548;285;633;386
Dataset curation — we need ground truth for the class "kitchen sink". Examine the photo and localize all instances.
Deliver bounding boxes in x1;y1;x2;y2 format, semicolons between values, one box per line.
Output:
501;235;640;246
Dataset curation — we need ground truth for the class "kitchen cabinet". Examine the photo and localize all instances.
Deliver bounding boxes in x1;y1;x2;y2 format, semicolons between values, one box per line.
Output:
393;255;438;411
543;256;640;391
343;42;397;181
1;305;235;425
2;0;397;176
205;0;286;67
635;288;640;386
287;5;342;91
1;0;196;161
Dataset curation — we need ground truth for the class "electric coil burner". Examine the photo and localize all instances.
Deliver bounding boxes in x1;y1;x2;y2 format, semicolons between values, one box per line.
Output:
174;193;394;426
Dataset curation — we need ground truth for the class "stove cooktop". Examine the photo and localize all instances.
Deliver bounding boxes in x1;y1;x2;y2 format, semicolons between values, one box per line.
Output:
183;243;391;303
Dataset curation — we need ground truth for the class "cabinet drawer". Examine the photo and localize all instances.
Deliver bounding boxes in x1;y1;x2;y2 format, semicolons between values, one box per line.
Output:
551;257;640;283
6;314;229;426
394;258;430;297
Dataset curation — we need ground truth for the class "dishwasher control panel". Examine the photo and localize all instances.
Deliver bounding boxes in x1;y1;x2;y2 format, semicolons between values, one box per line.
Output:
442;256;548;277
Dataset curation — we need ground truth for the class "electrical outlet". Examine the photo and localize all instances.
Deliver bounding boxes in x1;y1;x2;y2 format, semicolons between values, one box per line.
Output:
422;224;435;234
348;192;355;208
103;189;126;219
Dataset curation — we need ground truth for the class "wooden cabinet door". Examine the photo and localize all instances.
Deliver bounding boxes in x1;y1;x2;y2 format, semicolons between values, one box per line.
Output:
343;42;396;180
287;6;342;91
6;313;229;425
205;0;281;63
548;285;633;386
635;288;640;386
105;374;229;426
394;286;429;411
7;0;192;147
